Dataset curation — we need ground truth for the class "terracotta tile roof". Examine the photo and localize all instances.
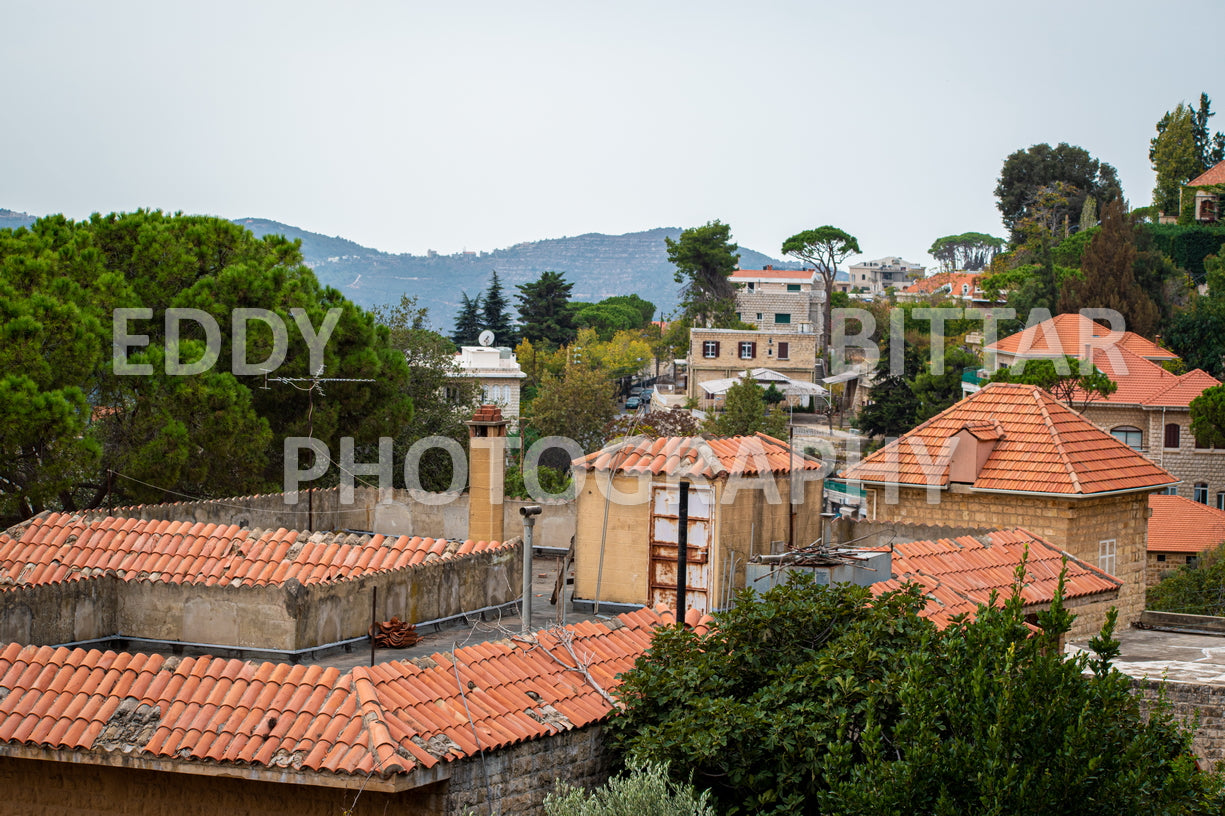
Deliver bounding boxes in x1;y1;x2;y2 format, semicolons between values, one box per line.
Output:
840;383;1176;495
871;528;1120;628
0;607;688;780
988;312;1178;361
1148;495;1225;554
0;514;512;590
1143;367;1221;408
1188;162;1225;187
902;272;983;296
1004;338;1217;409
572;434;824;478
730;268;814;281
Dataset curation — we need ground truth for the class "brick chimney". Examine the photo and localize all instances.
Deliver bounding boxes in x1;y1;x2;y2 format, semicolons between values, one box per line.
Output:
467;404;508;542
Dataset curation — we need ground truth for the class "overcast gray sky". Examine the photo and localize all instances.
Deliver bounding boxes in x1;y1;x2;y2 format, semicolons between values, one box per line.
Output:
2;1;1219;269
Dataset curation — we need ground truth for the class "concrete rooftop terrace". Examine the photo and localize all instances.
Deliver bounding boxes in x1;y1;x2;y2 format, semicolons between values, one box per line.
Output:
1070;625;1225;686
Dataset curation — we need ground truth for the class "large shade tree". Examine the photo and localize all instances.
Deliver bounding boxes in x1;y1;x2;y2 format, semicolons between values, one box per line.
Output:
995;142;1122;241
515;270;576;348
781;226;860;360
666;221;740;327
0;211;415;522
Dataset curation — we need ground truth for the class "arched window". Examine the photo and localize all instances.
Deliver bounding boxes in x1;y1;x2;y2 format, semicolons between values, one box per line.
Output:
1111;426;1142;451
1164;423;1181;449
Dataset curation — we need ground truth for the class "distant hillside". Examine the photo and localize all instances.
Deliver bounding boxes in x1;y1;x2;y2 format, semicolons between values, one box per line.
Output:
3;208;799;330
0;209;36;231
235;219;799;330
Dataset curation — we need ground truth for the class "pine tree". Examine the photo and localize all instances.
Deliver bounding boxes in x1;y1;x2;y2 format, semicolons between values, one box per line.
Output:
451;291;484;346
515;270;576;348
481;270;516;346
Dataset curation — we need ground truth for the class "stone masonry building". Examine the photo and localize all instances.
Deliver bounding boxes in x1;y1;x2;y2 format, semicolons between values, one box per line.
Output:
840;382;1177;630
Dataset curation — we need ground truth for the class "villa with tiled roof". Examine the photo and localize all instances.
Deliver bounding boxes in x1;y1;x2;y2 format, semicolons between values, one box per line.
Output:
870;528;1121;636
841;382;1177;627
571;434;824;614
985;313;1224;505
1184;161;1225;223
1147;494;1225;585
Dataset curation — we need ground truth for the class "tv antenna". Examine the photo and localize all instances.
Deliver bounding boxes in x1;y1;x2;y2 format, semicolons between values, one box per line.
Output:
261;366;376;529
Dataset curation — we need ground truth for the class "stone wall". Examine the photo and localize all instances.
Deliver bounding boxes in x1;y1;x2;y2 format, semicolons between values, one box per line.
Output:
0;724;611;816
1132;679;1225;767
96;486;577;547
443;726;612;815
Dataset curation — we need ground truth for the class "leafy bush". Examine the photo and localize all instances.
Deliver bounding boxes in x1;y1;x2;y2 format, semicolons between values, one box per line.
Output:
610;573;1224;815
545;761;715;816
1149;541;1225;616
504;462;572;500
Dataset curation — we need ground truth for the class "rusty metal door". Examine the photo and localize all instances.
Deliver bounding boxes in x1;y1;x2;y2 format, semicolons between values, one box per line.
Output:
649;484;713;613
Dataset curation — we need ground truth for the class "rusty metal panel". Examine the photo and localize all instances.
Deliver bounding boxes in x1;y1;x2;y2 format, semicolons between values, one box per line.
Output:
649;484;712;613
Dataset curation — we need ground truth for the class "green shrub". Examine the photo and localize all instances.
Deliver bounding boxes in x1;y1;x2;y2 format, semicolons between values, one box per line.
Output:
544;761;715;816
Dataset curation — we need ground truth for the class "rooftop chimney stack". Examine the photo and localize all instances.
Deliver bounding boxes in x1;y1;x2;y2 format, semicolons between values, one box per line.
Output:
467;405;508;543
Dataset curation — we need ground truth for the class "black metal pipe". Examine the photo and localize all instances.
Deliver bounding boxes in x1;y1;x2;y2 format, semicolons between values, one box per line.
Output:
677;481;688;624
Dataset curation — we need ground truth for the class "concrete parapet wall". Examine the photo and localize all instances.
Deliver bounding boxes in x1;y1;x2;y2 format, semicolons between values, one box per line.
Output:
0;543;524;652
94;487;577;545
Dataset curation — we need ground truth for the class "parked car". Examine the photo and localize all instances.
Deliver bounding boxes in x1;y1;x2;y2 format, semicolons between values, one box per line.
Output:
625;397;641;410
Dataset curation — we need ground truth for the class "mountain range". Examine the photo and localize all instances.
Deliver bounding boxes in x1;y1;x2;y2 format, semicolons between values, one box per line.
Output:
1;209;799;331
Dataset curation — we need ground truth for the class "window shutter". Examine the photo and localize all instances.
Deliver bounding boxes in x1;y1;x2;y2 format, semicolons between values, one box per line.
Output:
778;342;789;360
714;341;720;357
749;342;757;358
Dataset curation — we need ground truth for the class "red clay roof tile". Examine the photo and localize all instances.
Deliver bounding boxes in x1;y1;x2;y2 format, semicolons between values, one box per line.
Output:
841;382;1175;495
1148;494;1225;554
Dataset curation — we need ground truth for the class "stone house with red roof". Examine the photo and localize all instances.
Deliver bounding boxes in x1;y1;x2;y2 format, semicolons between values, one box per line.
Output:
570;434;825;614
985;313;1224;506
869;527;1122;640
729;266;822;334
1147;494;1225;585
1183;161;1225;223
840;382;1177;627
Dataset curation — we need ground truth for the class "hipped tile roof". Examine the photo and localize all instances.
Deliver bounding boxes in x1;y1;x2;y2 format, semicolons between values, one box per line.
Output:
1188;162;1225;187
987;312;1177;361
0;513;512;590
841;383;1176;495
1019;341;1218;410
872;528;1120;628
902;272;983;296
730;268;814;281
0;607;688;780
1148;495;1225;554
573;434;824;479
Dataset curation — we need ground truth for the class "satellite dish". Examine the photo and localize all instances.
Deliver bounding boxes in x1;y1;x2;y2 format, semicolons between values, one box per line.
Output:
478;330;495;347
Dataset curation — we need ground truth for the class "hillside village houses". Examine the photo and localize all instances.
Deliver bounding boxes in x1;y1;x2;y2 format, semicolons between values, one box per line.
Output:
979;312;1225;506
846;255;926;296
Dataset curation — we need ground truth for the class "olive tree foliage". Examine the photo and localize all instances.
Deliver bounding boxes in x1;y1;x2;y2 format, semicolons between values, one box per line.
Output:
666;221;740;327
610;572;1223;816
544;761;716;816
995;142;1122;242
986;355;1117;411
927;232;1005;272
781;226;860;356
